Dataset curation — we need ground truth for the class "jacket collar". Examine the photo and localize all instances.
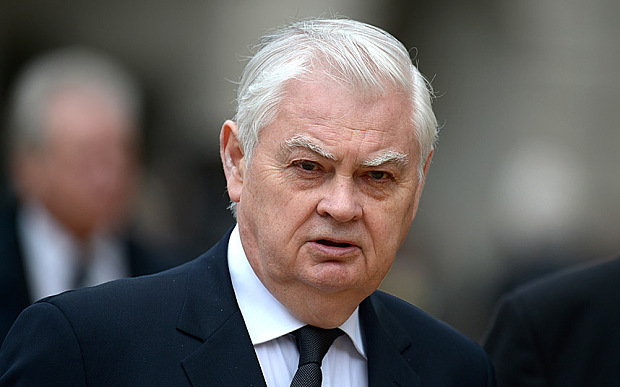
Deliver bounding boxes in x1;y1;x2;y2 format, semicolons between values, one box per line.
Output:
361;293;421;387
176;229;267;387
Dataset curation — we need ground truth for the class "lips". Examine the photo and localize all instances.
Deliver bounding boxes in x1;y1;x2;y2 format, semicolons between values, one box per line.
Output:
309;238;360;257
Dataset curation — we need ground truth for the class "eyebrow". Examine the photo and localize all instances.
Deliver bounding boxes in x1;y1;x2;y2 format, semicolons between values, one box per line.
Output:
282;134;409;168
282;135;337;161
360;151;409;168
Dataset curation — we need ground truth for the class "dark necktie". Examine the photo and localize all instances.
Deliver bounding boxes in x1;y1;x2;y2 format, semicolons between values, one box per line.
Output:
290;325;343;387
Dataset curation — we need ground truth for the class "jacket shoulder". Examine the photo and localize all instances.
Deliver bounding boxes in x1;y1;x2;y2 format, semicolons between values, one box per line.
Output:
366;290;494;385
43;259;195;330
370;290;484;350
504;256;620;313
43;233;231;314
484;257;620;386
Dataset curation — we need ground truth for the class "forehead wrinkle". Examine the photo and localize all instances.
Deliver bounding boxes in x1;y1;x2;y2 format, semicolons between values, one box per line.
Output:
361;151;409;168
282;135;337;160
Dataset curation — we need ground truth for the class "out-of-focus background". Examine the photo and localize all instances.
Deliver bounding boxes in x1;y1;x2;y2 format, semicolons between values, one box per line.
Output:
1;0;619;342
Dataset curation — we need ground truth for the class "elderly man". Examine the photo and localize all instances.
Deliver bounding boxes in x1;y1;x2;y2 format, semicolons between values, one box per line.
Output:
0;18;494;386
0;48;167;343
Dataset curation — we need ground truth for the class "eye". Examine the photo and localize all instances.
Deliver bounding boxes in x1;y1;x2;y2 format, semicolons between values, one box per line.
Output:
295;160;320;172
368;170;391;181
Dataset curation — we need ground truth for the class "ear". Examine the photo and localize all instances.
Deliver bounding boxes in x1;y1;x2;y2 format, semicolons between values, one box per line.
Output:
422;148;434;178
220;120;246;203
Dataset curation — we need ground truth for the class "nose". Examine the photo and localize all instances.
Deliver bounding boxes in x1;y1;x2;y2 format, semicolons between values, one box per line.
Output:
316;176;362;222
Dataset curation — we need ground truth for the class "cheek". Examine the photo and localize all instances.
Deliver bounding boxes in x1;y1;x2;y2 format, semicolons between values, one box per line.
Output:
246;165;316;225
240;174;298;256
391;188;418;230
42;163;75;197
373;201;411;236
366;196;416;262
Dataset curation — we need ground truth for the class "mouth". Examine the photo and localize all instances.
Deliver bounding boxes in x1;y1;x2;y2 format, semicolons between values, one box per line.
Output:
309;238;360;258
316;239;354;248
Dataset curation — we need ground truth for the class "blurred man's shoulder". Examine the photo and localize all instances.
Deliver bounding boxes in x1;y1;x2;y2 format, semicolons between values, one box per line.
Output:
507;255;620;305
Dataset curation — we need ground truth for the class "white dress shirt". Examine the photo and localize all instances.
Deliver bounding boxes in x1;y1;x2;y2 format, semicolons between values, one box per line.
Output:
17;201;130;302
228;225;368;387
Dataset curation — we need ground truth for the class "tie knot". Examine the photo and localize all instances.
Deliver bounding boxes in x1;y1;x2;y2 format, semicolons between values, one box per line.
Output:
292;325;343;366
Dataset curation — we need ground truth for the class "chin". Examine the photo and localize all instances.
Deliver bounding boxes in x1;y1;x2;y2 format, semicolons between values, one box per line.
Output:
305;273;370;299
305;264;357;289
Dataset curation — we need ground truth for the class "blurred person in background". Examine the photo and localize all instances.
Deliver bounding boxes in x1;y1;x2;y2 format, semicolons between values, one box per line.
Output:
0;17;494;386
483;256;620;386
0;47;169;343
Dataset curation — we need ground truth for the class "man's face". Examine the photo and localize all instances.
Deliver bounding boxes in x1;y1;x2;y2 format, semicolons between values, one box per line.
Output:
222;78;430;327
16;89;138;239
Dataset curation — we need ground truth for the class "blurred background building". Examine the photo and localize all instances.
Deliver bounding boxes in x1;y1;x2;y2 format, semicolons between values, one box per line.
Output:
1;0;619;341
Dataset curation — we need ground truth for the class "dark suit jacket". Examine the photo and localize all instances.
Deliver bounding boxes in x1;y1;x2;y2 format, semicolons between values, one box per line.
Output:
0;229;495;386
483;257;620;387
0;200;170;345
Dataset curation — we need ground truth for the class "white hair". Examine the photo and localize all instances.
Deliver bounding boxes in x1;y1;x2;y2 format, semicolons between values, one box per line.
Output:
236;18;437;164
231;17;439;215
7;46;141;151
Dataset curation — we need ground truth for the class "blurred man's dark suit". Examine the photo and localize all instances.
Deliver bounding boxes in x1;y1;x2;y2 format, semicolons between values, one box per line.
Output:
484;256;620;386
0;228;494;386
0;199;170;344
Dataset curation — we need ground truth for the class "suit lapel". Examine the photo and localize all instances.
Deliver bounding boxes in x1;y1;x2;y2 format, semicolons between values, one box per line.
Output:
360;293;421;387
176;230;267;387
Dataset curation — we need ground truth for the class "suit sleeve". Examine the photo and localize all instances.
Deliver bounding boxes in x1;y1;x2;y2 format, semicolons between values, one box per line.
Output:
483;295;548;387
0;302;87;386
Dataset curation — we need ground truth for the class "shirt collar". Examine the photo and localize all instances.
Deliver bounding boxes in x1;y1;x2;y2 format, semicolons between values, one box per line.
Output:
18;200;128;301
227;224;366;358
